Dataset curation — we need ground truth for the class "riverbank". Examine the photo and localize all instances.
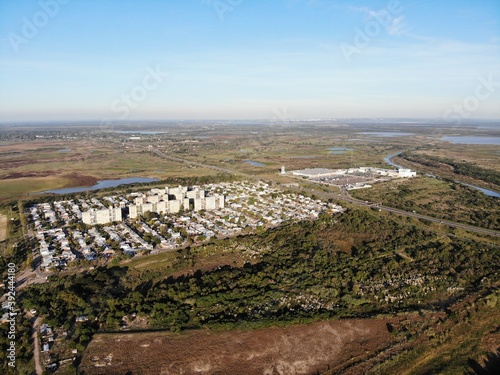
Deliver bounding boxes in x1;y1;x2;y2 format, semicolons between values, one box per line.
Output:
385;151;499;198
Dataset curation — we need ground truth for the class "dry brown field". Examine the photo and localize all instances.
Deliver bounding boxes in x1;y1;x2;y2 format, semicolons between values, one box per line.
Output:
80;318;397;375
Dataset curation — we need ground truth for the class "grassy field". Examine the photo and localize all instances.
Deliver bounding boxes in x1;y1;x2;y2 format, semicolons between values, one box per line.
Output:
2;147;198;178
0;176;79;201
393;152;500;192
184;136;405;176
351;176;500;229
117;239;257;287
2;126;499;202
0;140;219;202
411;144;500;172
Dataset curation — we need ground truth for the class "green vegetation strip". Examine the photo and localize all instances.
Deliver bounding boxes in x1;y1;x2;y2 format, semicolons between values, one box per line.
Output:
401;152;500;186
351;176;499;229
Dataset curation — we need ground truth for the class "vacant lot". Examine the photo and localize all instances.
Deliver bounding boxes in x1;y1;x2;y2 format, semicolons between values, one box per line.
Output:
80;319;396;375
79;289;500;375
0;214;7;241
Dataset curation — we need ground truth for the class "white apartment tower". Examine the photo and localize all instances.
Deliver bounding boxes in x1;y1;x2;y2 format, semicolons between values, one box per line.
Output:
82;207;122;225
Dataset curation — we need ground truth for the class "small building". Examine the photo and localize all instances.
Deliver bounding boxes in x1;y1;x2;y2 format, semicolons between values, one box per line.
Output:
398;168;417;177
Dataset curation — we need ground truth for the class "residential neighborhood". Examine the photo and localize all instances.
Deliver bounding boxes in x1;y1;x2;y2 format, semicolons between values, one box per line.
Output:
28;181;344;270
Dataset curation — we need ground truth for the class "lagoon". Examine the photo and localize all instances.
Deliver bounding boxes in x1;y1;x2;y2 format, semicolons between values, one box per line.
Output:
441;136;500;145
244;160;266;167
114;131;168;135
329;147;353;154
45;177;160;194
359;132;414;137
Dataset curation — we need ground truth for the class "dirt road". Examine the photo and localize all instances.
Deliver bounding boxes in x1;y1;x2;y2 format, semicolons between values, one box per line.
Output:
0;213;7;241
32;316;43;375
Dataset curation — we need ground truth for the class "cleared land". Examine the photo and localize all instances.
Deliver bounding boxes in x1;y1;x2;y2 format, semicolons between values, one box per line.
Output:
79;288;500;375
0;213;7;241
81;318;396;375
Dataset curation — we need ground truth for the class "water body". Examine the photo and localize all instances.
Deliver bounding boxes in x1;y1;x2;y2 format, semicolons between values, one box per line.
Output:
456;182;500;198
114;131;168;135
359;132;414;137
441;136;500;145
329;147;353;154
290;155;317;159
58;148;72;153
45;177;160;194
348;138;381;143
244;160;266;167
384;151;405;169
385;152;499;198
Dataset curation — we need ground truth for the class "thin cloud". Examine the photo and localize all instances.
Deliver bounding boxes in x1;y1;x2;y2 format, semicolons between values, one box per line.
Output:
387;16;407;36
342;5;409;37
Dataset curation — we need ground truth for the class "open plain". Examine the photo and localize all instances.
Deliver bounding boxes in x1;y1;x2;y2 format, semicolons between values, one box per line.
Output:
1;121;499;375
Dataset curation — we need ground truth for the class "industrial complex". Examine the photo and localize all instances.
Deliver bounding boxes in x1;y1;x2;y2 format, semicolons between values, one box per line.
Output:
283;166;417;190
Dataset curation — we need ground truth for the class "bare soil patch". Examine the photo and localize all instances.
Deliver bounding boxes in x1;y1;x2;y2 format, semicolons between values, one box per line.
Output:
80;319;396;375
0;214;7;242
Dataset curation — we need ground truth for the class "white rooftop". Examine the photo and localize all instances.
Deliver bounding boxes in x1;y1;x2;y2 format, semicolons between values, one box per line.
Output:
292;168;335;176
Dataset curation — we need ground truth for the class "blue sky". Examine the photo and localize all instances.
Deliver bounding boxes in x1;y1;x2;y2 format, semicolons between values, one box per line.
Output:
0;0;499;122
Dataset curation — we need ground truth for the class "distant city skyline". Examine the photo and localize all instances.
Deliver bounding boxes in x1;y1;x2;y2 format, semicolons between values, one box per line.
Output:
0;0;499;122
